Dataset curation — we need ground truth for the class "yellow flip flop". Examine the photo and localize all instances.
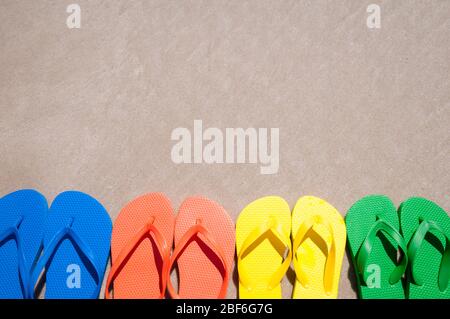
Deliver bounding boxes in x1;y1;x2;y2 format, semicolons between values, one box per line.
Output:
291;196;346;299
236;196;292;298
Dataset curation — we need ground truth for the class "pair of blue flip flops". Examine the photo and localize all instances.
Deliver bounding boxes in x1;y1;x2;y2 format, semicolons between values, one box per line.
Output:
0;190;112;299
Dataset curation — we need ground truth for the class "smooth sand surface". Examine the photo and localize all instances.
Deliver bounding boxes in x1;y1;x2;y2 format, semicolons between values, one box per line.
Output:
1;0;449;298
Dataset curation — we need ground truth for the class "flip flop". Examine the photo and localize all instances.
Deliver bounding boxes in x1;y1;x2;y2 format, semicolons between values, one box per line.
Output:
291;196;346;299
399;197;450;299
105;193;174;299
167;196;235;299
28;191;112;299
346;195;408;299
0;190;47;299
236;196;291;299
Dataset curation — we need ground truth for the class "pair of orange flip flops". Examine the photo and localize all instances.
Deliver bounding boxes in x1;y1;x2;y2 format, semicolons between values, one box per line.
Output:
105;193;235;299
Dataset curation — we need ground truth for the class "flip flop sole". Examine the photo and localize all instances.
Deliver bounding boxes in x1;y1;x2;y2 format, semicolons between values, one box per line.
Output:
44;191;112;299
110;193;174;299
346;195;405;299
236;196;291;299
291;196;346;299
174;196;235;298
399;197;450;299
0;190;47;299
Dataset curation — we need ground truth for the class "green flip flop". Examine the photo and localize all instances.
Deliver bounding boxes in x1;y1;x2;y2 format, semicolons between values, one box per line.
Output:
399;197;450;299
346;195;408;299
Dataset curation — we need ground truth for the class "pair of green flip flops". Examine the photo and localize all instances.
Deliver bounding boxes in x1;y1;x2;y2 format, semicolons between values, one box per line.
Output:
346;195;450;299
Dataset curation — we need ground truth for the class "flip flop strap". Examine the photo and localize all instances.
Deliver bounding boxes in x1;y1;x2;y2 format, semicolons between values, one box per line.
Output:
167;222;229;299
28;219;101;299
356;218;408;286
0;218;30;299
407;219;450;292
105;219;170;299
237;220;292;292
292;216;336;295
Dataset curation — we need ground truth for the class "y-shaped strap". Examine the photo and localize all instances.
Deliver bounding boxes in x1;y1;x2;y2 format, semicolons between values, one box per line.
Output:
292;216;336;295
105;217;170;299
356;218;408;286
167;220;229;299
28;218;101;299
0;217;30;299
407;219;450;292
238;219;292;292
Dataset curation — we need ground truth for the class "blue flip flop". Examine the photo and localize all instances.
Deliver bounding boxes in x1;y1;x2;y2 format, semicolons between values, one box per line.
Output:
28;191;112;299
0;189;48;299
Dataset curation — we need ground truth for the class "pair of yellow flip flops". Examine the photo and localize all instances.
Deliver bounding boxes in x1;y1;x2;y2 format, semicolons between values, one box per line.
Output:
236;196;346;299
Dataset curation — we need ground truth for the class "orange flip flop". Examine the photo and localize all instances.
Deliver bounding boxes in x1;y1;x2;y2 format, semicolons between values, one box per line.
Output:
167;196;235;298
105;193;175;298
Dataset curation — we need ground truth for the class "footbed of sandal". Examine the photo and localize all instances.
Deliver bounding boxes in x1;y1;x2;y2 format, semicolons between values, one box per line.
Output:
0;190;48;299
399;197;450;299
291;196;346;299
346;195;407;299
167;196;235;299
236;196;292;299
28;191;112;299
106;193;174;299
